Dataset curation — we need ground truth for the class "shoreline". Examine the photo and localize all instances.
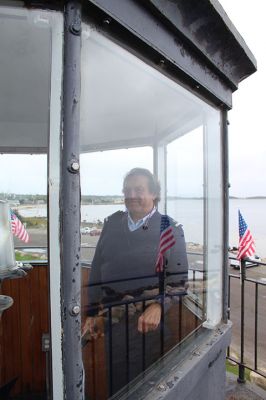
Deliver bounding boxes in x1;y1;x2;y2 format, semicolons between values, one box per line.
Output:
14;228;266;264
16;201;266;259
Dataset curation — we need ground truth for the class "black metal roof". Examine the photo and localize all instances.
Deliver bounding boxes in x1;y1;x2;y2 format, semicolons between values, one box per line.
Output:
146;0;257;89
85;0;257;108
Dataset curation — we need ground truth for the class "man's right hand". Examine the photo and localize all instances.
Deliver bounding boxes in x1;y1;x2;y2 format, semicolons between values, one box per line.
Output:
82;316;104;341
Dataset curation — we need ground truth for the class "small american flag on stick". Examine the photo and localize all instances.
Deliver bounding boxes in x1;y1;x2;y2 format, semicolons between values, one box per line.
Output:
11;212;29;243
155;215;175;273
237;210;255;260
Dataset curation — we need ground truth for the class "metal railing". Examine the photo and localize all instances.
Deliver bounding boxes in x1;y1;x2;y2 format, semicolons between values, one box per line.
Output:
227;257;266;382
12;245;266;387
84;271;188;397
11;247;192;397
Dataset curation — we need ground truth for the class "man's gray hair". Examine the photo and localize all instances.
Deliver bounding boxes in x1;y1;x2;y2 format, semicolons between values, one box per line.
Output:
123;168;161;205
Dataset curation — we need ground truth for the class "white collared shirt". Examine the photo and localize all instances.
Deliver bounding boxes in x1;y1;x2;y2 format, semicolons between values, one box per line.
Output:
127;207;156;232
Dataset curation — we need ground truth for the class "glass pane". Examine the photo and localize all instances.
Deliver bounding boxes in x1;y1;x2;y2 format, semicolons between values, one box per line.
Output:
0;7;51;153
80;23;222;399
80;148;153;264
0;6;62;400
0;154;47;262
167;128;205;319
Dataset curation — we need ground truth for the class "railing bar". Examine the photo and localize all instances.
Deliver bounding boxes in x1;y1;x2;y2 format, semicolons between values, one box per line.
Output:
227;266;266;378
142;300;146;372
227;356;266;379
238;260;246;383
108;307;113;397
86;271;186;288
254;283;258;370
160;298;165;357
227;275;231;358
228;275;231;320
158;269;165;357
91;340;96;399
179;298;182;342
125;304;130;384
245;277;266;285
88;293;186;311
192;270;196;298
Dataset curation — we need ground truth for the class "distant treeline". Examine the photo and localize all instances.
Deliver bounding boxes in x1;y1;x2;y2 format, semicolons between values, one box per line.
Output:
1;192;124;205
81;195;123;204
1;192;266;205
1;193;47;204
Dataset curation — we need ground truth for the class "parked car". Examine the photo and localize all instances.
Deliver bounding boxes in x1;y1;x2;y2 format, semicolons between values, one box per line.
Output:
229;254;261;269
89;228;101;236
80;227;91;234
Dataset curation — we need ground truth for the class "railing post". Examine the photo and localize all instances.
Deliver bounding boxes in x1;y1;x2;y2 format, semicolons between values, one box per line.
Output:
159;266;165;356
238;258;246;383
254;283;258;370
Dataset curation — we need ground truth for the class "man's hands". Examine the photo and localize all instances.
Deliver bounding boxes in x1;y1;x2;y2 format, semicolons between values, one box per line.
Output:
137;302;162;333
82;302;162;340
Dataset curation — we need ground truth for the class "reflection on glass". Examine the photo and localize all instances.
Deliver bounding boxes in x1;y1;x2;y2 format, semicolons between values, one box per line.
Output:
0;6;52;399
167;128;205;318
0;8;51;153
80;23;222;399
80;26;204;152
82;168;188;396
0;155;48;262
80;147;153;263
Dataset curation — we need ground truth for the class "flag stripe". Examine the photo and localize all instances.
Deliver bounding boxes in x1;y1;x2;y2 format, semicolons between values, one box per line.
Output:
237;210;255;260
160;239;176;255
160;233;175;249
155;215;176;273
11;212;29;243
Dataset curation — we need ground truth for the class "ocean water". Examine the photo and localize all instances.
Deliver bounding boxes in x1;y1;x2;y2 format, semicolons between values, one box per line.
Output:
19;199;266;257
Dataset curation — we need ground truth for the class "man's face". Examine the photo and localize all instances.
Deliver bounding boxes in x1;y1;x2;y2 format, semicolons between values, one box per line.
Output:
123;175;156;220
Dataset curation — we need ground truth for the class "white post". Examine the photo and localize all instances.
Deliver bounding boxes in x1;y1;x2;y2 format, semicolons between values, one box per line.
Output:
153;141;167;215
48;12;64;400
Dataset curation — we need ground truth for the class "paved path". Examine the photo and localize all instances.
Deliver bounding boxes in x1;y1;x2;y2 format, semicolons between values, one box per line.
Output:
226;372;266;400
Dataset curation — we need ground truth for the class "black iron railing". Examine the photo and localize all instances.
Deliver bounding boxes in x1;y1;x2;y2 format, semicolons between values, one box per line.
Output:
12;246;204;397
12;245;266;388
85;289;187;397
227;257;266;382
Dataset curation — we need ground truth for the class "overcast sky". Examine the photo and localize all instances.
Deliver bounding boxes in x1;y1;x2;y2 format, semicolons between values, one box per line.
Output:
0;1;265;197
218;0;266;197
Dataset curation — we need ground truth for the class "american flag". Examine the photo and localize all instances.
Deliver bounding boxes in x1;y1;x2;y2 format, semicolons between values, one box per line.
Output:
11;212;29;243
155;215;175;273
237;210;255;260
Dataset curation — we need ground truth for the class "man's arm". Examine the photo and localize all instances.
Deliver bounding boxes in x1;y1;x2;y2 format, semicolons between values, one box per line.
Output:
137;221;188;333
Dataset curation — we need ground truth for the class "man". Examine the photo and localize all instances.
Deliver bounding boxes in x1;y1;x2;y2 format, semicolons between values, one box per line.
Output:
83;168;188;394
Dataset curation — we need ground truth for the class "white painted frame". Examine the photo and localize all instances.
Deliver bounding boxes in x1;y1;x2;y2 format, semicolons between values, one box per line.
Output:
47;11;64;400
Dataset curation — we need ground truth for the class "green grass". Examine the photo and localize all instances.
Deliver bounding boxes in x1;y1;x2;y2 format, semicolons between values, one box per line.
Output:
226;360;251;381
23;216;47;228
15;251;46;261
